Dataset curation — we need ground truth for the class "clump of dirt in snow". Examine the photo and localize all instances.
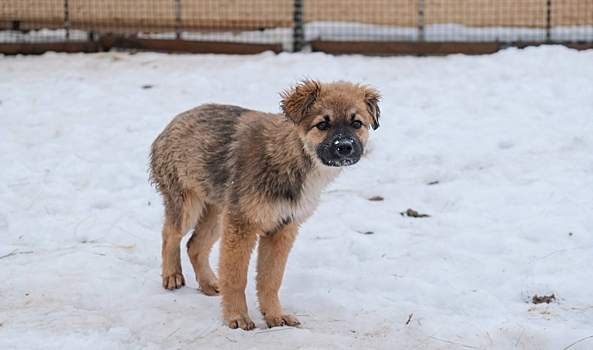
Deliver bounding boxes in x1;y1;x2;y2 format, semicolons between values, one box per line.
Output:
532;294;555;304
401;209;430;218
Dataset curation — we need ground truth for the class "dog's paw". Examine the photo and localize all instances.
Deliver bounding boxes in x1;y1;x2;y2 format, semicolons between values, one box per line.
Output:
264;314;301;328
162;273;185;290
227;315;256;331
199;280;219;296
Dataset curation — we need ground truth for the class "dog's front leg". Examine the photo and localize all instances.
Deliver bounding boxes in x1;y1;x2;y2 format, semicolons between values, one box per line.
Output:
256;223;301;328
219;212;258;330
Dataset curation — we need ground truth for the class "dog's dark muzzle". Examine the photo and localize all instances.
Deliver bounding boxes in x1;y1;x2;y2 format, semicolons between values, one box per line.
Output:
316;133;363;167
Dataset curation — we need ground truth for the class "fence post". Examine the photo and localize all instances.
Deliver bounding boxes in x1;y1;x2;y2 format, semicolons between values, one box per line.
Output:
293;0;304;52
175;0;182;39
64;0;70;40
418;0;424;41
546;0;551;42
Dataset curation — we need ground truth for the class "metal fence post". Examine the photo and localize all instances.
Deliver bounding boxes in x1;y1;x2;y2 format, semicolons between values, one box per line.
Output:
293;0;304;52
64;0;70;40
418;0;425;41
546;0;551;42
175;0;182;40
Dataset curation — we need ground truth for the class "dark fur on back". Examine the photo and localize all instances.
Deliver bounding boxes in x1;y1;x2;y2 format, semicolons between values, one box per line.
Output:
150;104;249;204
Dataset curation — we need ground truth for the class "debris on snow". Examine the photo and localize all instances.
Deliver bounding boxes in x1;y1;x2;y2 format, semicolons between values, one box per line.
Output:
400;209;430;218
532;294;556;304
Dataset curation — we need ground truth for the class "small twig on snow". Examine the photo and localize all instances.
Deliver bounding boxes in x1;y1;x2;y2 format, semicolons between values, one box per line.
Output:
406;313;413;325
515;324;525;347
159;327;180;344
428;335;487;350
255;327;296;334
562;334;593;350
0;249;18;260
528;249;565;264
0;249;33;260
408;326;443;350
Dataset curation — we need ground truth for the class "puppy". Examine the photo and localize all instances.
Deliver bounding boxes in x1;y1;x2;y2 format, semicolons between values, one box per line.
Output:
149;80;381;330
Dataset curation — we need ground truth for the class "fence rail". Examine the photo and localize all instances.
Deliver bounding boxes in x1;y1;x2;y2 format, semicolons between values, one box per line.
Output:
1;0;592;55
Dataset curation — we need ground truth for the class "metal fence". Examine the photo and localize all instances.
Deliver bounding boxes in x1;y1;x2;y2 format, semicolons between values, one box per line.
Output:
1;0;592;55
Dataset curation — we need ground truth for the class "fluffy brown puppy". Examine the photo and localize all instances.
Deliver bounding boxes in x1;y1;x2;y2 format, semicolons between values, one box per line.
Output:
149;80;381;330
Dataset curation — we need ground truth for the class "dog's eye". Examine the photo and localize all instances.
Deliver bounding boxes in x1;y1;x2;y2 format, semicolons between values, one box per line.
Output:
351;121;363;129
316;121;329;131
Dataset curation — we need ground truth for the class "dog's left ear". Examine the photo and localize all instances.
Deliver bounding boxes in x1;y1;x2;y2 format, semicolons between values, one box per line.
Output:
363;87;381;130
281;80;321;124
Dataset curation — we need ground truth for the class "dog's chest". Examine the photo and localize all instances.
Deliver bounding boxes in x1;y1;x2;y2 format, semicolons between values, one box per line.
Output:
272;166;341;225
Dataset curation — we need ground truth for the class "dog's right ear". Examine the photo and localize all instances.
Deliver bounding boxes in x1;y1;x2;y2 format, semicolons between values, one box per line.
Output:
280;80;321;124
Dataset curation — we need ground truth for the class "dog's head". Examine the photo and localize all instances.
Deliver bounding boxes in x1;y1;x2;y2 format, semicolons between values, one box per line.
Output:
281;80;381;167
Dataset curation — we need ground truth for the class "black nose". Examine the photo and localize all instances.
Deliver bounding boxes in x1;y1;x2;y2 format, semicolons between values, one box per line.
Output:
335;140;354;156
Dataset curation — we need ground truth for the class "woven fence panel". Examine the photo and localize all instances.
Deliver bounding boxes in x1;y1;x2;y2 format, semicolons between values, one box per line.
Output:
304;0;418;41
1;0;591;46
70;0;176;34
182;0;292;31
552;0;593;41
0;0;64;34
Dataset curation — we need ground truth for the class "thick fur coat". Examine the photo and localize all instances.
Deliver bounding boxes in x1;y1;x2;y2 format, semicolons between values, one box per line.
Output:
149;80;381;329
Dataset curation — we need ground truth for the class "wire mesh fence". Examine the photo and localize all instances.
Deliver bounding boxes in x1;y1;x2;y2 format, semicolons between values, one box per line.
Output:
1;0;592;54
423;0;549;42
1;0;68;43
0;0;294;49
304;0;593;42
304;0;419;42
551;0;593;42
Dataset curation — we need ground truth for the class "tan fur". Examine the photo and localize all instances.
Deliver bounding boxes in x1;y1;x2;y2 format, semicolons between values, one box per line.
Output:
187;204;221;296
149;80;381;330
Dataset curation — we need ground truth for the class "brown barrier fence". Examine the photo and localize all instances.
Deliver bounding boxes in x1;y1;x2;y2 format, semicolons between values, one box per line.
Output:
1;0;592;55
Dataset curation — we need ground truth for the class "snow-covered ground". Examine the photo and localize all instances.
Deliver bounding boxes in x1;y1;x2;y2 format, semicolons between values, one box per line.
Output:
1;46;592;350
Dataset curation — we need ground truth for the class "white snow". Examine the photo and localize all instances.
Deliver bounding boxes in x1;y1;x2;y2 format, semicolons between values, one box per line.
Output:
1;46;593;350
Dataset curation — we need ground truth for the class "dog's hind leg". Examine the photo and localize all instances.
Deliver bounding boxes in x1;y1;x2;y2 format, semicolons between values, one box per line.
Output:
187;203;222;296
161;190;203;290
256;223;301;328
